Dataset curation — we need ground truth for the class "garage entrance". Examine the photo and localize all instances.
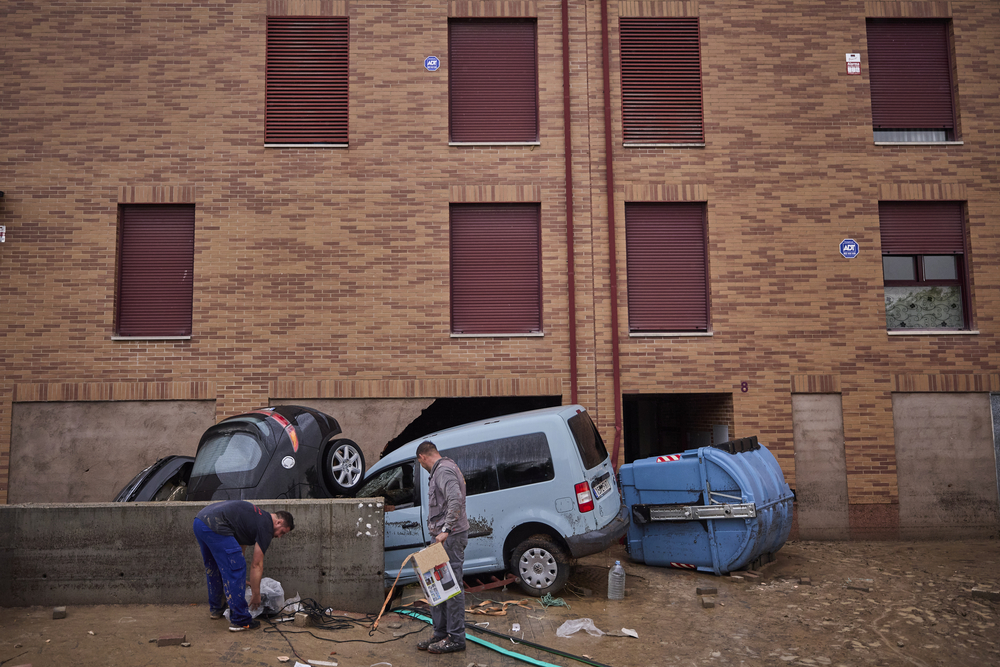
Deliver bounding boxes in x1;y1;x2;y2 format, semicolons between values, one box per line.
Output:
622;393;734;464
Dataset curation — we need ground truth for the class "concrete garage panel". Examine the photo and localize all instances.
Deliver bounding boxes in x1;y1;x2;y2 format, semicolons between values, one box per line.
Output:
792;394;850;540
0;499;385;612
9;401;216;504
271;398;433;466
893;393;1000;539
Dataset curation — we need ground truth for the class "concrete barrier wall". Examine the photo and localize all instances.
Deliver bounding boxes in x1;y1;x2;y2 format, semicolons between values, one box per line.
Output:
0;499;386;613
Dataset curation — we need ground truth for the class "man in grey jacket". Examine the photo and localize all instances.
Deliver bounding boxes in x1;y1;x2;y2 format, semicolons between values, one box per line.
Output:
415;440;468;654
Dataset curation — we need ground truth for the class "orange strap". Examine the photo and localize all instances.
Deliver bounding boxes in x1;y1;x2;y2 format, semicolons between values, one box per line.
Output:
370;552;415;634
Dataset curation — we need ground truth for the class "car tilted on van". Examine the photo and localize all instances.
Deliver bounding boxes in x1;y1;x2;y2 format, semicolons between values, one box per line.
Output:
356;404;628;596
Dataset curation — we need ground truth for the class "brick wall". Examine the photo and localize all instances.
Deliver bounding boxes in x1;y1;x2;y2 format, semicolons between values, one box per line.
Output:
2;0;998;530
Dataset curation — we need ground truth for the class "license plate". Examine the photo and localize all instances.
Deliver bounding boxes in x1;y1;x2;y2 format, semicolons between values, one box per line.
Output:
593;473;612;500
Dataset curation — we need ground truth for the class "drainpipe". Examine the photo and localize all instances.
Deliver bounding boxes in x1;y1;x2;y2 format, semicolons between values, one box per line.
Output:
600;0;624;468
562;0;579;405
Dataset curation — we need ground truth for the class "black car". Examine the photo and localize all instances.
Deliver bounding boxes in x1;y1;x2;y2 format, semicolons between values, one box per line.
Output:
114;406;366;502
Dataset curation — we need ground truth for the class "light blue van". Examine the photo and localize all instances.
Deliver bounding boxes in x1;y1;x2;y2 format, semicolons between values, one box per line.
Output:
356;404;629;596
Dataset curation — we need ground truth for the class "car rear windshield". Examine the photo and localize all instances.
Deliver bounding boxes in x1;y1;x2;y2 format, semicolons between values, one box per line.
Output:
567;411;608;470
191;430;265;489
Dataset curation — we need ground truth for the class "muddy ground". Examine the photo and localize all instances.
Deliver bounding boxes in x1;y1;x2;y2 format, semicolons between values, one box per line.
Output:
2;539;998;667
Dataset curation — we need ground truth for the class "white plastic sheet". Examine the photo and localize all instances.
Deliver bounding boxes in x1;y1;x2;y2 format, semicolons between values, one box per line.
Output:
223;576;285;621
555;618;605;638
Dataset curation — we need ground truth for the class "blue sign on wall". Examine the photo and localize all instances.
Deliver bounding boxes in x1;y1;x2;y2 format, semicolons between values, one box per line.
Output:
840;238;859;259
424;56;440;72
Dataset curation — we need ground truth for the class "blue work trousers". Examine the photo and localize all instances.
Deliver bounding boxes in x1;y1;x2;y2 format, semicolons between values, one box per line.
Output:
192;518;252;626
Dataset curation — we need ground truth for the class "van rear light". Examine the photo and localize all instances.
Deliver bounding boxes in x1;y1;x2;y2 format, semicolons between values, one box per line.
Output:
575;481;594;512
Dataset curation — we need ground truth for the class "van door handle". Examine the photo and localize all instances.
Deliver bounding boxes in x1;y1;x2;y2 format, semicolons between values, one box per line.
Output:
401;521;420;529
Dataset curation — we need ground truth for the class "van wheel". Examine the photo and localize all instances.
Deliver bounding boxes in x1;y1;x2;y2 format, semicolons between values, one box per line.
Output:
323;439;366;496
510;535;570;597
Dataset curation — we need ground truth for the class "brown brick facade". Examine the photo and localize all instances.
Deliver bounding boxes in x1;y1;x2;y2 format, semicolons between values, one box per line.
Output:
2;1;998;532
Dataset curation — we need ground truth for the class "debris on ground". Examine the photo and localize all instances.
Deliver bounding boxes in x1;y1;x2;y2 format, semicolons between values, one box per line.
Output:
556;618;605;637
156;634;186;647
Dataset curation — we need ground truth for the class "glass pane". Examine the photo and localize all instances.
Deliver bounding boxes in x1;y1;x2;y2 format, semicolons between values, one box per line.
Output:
358;463;416;506
923;255;958;280
885;285;964;330
873;129;948;142
495;432;554;489
883;256;916;281
568;410;609;470
446;441;499;497
191;431;265;489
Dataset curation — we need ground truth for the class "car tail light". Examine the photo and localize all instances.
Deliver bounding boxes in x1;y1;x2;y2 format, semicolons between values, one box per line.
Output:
575;481;594;513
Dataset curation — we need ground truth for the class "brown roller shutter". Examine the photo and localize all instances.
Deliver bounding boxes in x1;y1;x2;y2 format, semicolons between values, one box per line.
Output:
879;201;965;254
866;20;955;130
625;203;708;331
449;19;538;142
116;205;195;337
619;18;704;144
266;17;349;143
450;204;542;334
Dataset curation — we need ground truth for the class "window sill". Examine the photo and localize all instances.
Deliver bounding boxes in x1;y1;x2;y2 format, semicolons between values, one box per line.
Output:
451;332;544;338
112;335;192;341
887;329;978;336
449;141;541;147
874;141;964;146
624;143;706;148
630;331;713;337
264;143;348;148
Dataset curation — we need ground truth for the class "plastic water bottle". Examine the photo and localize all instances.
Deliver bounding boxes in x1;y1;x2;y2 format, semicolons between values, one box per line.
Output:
608;560;626;600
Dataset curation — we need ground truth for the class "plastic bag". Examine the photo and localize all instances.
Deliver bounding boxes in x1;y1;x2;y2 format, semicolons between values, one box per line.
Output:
259;577;285;613
556;618;605;638
282;593;303;615
223;577;285;621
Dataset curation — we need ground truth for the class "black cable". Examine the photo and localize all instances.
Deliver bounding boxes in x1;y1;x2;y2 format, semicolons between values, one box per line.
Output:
397;607;616;667
261;600;428;647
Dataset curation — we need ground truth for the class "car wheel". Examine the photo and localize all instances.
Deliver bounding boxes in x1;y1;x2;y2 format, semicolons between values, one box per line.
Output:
323;439;366;496
510;534;571;597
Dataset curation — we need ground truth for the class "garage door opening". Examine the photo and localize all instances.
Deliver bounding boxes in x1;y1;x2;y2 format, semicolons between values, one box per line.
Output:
380;395;562;458
622;393;734;464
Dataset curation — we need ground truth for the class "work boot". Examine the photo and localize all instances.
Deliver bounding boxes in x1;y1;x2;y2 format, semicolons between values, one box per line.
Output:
427;638;466;654
417;634;447;650
210;606;227;620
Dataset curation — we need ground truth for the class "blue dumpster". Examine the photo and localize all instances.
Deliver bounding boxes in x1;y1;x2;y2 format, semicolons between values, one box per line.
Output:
619;436;793;575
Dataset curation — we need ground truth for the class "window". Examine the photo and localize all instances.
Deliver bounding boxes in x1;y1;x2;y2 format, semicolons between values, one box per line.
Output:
115;204;195;337
446;433;554;496
879;201;968;330
356;462;417;508
619;17;704;145
266;17;349;145
866;19;957;142
625;202;709;332
567;410;609;470
450;204;542;334
448;19;538;143
190;429;266;490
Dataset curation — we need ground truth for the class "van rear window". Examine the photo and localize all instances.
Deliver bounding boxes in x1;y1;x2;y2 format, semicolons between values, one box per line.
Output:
446;432;554;496
567;411;608;470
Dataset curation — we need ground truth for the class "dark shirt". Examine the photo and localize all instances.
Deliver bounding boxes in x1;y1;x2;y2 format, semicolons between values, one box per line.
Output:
196;500;274;554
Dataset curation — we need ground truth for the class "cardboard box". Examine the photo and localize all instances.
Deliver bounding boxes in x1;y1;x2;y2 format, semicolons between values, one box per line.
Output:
412;542;461;606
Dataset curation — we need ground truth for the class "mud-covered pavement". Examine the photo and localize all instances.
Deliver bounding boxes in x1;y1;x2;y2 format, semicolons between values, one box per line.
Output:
2;539;998;667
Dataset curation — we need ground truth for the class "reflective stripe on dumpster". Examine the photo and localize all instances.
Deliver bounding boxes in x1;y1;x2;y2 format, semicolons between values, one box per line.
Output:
619;437;794;575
